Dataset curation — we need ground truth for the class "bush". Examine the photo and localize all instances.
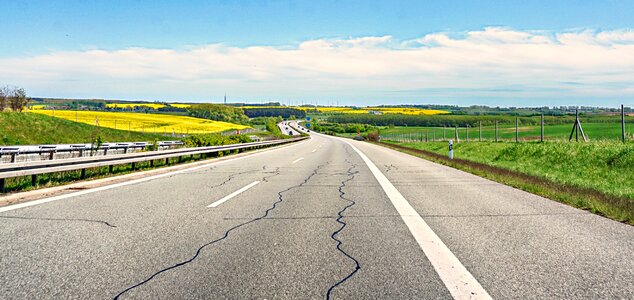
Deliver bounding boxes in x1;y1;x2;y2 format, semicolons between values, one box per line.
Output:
182;134;252;147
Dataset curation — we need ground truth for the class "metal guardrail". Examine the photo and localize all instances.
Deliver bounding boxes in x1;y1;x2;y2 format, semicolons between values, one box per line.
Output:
0;137;308;193
0;141;184;163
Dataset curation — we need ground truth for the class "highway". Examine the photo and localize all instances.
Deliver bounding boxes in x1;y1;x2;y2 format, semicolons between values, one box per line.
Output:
0;131;632;299
278;121;302;136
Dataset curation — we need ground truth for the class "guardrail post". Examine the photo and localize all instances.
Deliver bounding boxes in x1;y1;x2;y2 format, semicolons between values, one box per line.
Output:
0;178;5;193
150;160;154;167
49;151;55;160
80;168;86;179
109;165;114;173
131;162;136;170
178;156;182;163
124;147;128;154
79;149;84;157
11;153;17;163
165;158;170;165
31;174;37;187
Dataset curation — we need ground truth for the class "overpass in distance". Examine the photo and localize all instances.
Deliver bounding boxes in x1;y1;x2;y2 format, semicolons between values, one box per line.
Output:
0;126;632;299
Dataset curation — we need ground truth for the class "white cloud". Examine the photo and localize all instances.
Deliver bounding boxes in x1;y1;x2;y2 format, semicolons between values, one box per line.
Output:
1;27;633;106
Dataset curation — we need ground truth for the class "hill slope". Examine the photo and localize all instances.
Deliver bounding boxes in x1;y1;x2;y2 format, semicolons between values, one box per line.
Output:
0;112;170;145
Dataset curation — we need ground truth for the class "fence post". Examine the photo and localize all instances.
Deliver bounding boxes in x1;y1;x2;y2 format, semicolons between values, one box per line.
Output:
622;104;626;143
515;117;519;143
455;125;459;142
443;126;446;140
541;114;544;142
495;121;498;142
0;178;5;193
479;121;482;142
466;126;469;142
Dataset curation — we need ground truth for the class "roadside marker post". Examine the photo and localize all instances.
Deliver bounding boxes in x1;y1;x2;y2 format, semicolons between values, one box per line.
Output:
449;140;454;160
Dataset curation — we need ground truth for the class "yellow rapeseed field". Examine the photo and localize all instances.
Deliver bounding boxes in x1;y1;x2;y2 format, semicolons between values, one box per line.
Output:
105;103;166;109
240;106;448;115
105;103;191;109
31;110;249;134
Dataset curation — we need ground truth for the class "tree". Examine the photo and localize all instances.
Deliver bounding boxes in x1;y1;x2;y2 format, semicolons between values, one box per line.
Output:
9;87;29;112
0;86;8;111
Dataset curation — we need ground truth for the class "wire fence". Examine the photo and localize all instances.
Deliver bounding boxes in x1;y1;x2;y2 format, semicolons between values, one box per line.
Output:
381;108;632;143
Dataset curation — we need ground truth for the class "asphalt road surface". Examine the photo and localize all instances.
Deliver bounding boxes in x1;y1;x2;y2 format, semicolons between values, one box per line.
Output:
1;132;632;299
278;121;302;136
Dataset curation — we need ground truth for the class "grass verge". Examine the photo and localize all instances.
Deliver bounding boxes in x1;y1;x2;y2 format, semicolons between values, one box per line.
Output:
375;141;634;225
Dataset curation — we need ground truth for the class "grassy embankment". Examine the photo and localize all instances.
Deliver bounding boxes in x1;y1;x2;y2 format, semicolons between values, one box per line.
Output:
381;140;634;224
0;112;169;145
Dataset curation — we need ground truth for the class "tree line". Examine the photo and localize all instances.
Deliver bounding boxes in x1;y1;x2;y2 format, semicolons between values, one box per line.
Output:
0;86;30;112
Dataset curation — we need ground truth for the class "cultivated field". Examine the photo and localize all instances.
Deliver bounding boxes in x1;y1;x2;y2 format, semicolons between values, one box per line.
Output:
31;110;248;134
105;103;191;109
378;122;632;141
242;106;449;115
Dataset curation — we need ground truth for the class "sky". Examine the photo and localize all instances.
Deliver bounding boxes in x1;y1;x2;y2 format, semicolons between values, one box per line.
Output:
1;0;634;107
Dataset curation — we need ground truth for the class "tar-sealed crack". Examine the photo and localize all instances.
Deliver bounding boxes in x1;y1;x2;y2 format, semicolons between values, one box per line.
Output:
261;167;281;182
326;158;361;300
0;215;116;228
112;162;330;299
207;168;260;190
384;164;398;173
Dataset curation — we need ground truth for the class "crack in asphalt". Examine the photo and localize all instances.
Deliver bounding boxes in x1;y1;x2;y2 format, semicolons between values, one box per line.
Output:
112;161;331;299
261;167;281;182
326;157;361;300
0;215;116;228
207;168;261;190
384;164;398;173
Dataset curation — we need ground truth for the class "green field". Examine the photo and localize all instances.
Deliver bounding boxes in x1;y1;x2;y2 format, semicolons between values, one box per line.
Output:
0;112;170;145
377;122;632;142
385;140;634;222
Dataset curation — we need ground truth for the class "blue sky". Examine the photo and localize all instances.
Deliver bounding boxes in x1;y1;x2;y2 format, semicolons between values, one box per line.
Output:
1;0;634;107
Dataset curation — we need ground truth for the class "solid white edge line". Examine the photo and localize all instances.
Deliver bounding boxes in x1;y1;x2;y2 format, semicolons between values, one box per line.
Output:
292;157;304;164
344;140;492;300
0;139;308;213
207;181;260;208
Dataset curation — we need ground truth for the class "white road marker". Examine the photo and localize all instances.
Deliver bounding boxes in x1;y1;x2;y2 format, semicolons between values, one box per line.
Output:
0;139;308;213
292;157;304;164
344;140;492;300
207;181;260;208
